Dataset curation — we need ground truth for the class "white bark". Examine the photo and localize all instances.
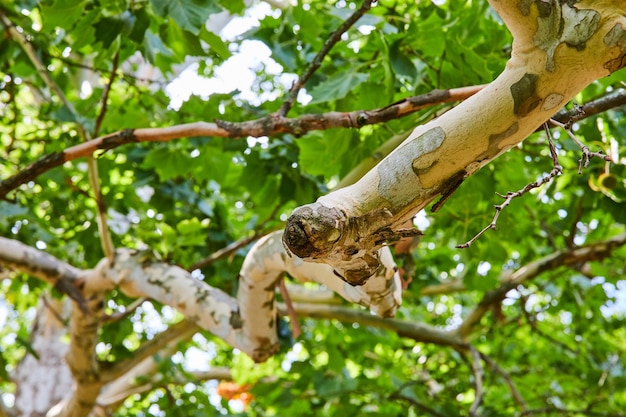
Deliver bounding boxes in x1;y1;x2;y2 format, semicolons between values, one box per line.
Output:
14;299;73;417
237;231;401;360
283;1;626;281
88;231;399;362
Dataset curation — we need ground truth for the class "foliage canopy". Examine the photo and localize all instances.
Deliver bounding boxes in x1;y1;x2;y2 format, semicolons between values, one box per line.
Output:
1;0;625;416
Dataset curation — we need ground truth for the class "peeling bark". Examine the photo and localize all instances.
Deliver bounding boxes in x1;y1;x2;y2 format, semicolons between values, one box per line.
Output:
284;1;626;281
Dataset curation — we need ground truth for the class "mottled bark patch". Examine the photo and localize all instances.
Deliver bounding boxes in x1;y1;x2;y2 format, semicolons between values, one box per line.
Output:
251;338;280;363
511;74;541;117
478;122;520;162
377;127;446;206
531;3;600;71
603;24;626;73
517;0;553;18
541;93;564;111
229;310;244;329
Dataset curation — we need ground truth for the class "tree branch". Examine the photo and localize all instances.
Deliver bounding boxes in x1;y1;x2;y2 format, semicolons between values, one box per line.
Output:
455;232;626;338
282;3;626;286
99;319;198;384
479;352;528;413
278;0;377;116
458;123;562;248
0;237;87;310
0;10;115;260
468;346;485;417
280;302;465;348
0;85;483;199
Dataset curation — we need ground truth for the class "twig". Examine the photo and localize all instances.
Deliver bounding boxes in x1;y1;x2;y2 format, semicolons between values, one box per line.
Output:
468;346;485;417
278;0;377;116
278;277;302;338
90;50;121;261
519;293;578;354
388;392;448;417
550;88;626;127
550;118;612;174
0;85;483;199
94;50;120;138
457;123;562;248
389;382;448;417
187;204;283;271
102;297;146;323
455;231;626;339
1;11;115;260
479;352;528;413
522;408;626;417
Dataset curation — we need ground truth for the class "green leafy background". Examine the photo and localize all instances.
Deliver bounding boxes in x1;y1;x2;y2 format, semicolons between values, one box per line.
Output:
1;0;625;415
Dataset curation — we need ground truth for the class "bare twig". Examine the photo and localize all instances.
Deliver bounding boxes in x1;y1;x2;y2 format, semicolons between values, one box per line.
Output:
479;352;528;413
550;88;626;127
0;85;483;199
102;297;146;323
1;10;115;260
278;0;377;116
455;232;626;338
522;408;626;417
94;50;120;138
550;118;612;174
457;123;562;248
187;204;283;271
389;390;448;417
468;346;485;417
278;277;302;338
277;302;466;348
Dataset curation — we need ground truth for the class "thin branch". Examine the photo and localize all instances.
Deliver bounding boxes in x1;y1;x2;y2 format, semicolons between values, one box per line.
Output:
0;85;484;199
458;123;562;248
455;232;626;338
0;236;88;310
550;118;612;174
278;0;377;116
388;392;448;417
1;10;115;260
519;293;578;354
468;346;485;417
188;204;283;271
278;277;302;338
101;297;146;323
550;88;626;127
479;352;528;413
94;50;120;138
99;319;199;384
522;408;626;417
278;302;466;348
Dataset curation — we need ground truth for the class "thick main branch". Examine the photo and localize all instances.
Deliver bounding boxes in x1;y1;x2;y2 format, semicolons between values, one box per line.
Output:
283;1;626;281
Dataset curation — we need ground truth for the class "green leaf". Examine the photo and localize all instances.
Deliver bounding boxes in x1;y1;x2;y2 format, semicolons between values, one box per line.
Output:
308;70;369;104
150;0;220;34
128;8;151;44
297;130;354;178
94;16;124;49
142;147;191;181
199;28;231;59
40;0;87;31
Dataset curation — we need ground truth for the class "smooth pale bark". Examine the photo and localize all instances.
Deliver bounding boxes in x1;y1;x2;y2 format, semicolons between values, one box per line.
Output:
233;230;401;361
283;1;626;282
14;299;73;417
0;234;399;415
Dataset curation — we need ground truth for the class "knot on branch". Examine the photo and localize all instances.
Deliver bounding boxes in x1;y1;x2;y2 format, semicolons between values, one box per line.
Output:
284;203;421;286
283;204;345;259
